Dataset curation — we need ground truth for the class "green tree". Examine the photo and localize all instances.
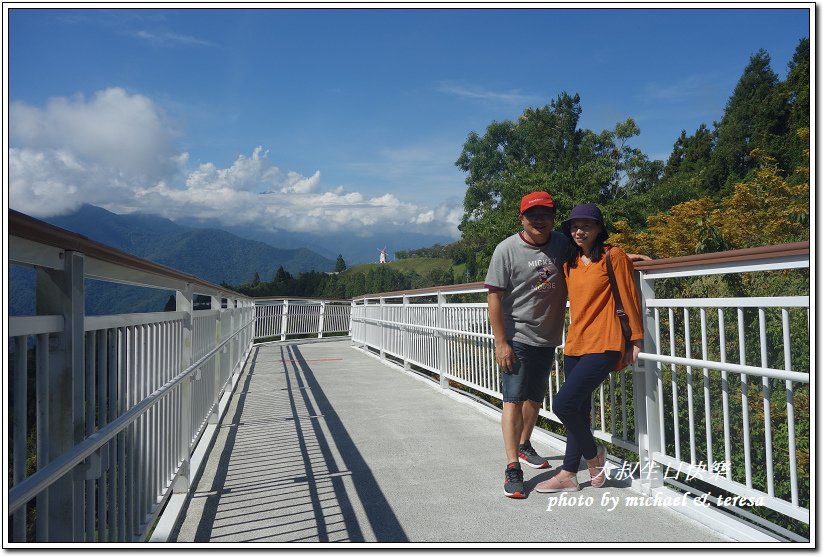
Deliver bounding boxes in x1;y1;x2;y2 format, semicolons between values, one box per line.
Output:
719;149;809;249
273;266;293;294
456;92;660;268
613;146;809;258
335;254;347;273
274;266;290;283
465;250;478;282
642;123;714;216
781;38;810;176
703;49;784;196
455;93;586;263
695;216;729;254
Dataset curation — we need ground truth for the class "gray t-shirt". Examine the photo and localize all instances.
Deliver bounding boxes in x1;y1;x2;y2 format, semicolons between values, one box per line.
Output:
484;231;568;347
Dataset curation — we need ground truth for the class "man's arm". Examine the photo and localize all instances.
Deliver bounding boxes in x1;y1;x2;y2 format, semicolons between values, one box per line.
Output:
488;291;515;373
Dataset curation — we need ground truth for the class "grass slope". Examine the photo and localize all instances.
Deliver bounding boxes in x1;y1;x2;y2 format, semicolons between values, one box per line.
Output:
344;257;468;283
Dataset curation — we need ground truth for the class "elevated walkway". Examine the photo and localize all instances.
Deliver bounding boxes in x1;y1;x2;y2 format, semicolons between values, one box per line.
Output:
169;339;731;544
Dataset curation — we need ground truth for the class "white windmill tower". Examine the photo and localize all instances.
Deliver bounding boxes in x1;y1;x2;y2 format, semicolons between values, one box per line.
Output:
377;245;388;264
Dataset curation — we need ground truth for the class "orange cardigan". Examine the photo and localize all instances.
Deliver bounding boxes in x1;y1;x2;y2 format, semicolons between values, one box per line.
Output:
563;246;644;358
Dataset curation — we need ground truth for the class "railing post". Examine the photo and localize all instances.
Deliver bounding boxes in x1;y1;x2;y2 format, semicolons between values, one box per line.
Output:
437;291;448;390
173;284;194;494
356;300;367;348
318;302;326;339
242;300;250;349
636;272;664;493
253;300;261;342
228;298;236;375
280;300;289;341
348;300;355;343
247;300;253;342
210;294;222;424
12;335;27;542
379;298;386;359
402;295;411;371
35;250;85;541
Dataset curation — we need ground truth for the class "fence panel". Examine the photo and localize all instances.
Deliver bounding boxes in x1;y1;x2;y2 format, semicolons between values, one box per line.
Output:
642;297;810;533
8;210;257;543
254;300;351;341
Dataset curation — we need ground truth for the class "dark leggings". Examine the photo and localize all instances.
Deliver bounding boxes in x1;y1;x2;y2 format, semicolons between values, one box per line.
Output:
554;352;621;473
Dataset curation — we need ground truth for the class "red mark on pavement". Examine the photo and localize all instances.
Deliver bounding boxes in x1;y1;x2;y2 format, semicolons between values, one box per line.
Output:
280;358;344;363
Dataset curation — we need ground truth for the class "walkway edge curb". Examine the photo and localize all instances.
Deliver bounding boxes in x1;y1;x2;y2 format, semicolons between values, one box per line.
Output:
148;346;252;542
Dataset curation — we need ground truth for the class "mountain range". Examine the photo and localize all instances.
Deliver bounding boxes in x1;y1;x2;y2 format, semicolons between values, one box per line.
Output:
43;204;335;284
8;204;455;315
174;216;456;265
11;204;337;316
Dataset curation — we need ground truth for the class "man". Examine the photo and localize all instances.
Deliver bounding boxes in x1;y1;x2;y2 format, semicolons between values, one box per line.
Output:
484;191;568;499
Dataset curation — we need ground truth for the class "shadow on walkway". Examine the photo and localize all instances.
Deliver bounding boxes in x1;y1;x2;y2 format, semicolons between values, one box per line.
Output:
290;344;407;541
170;339;731;544
170;343;407;542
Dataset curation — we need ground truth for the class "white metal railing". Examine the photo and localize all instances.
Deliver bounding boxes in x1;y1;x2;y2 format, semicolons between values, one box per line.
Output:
636;248;811;541
253;298;351;341
7;211;257;543
350;243;810;541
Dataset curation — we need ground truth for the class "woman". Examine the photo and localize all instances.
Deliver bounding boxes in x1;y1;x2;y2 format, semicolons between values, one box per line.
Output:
535;203;644;492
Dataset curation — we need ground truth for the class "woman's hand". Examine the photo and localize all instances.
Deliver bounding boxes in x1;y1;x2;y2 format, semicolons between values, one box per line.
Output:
626;341;643;365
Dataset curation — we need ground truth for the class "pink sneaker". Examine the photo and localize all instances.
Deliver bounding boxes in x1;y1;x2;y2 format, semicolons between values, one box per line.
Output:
534;473;580;493
587;446;608;488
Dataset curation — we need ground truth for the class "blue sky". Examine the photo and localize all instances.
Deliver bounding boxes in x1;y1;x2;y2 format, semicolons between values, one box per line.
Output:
6;5;811;243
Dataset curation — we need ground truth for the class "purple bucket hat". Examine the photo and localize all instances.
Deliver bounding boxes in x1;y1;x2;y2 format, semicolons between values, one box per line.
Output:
561;203;608;240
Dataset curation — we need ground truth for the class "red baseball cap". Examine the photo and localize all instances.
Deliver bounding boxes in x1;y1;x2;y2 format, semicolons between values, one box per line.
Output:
520;191;555;214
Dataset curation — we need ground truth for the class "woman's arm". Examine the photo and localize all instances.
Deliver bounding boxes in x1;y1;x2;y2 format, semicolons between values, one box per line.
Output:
612;248;645;363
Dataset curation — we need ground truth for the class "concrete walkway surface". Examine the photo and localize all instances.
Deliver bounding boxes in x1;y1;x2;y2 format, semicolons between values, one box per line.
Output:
169;339;732;545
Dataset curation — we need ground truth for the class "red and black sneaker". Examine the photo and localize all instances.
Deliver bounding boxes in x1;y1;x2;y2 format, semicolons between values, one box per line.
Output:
504;462;526;499
518;442;550;469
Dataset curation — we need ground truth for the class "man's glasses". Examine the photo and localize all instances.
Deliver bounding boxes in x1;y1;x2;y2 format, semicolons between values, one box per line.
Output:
523;212;554;221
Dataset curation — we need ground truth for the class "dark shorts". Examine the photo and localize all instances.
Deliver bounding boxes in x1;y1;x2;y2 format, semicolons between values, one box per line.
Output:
501;341;555;404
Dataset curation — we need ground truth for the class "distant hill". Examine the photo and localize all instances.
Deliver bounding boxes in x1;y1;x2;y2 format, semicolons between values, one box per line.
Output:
9;205;335;316
43;205;334;284
9;204;461;315
178;216;457;265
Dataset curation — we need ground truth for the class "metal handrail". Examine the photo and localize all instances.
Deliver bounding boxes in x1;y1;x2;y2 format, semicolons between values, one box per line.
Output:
630;241;809;271
8;317;256;514
641;353;809;383
9;209;247;298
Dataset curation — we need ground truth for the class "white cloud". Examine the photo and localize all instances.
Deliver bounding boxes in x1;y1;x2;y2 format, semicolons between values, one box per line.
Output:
136;154;462;237
11;87;182;187
413;210;435;224
436;81;542;106
131;30;213;47
279;170;321;194
9;148;81;216
187;147;280;193
640;74;720;103
413;202;463;233
9;88;462;239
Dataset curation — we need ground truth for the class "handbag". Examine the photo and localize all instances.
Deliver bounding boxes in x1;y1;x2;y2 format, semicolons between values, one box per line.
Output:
605;248;634;367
